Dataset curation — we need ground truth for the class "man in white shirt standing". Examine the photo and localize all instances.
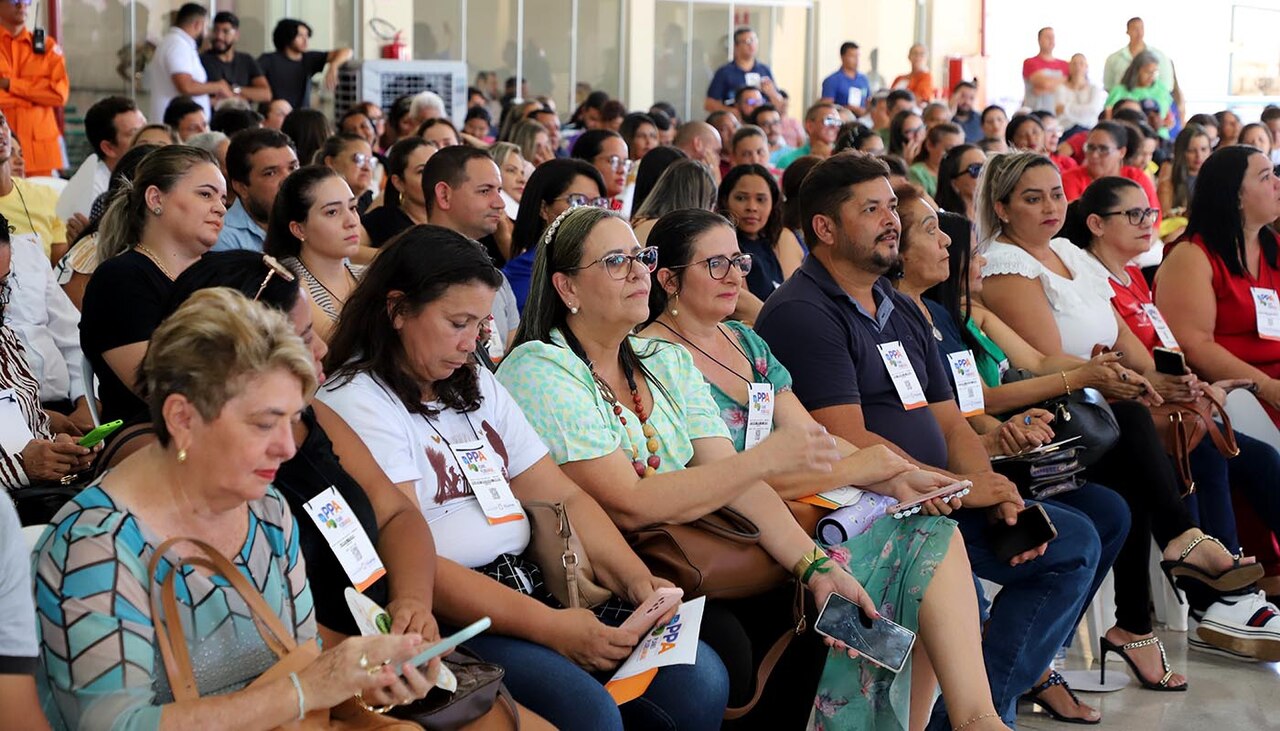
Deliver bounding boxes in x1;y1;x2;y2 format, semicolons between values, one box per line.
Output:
146;3;231;125
55;96;146;237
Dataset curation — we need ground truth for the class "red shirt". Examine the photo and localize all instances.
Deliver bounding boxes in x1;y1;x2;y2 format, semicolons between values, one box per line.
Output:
1061;164;1162;228
1022;56;1070;81
1050;153;1078;173
1108;265;1161;352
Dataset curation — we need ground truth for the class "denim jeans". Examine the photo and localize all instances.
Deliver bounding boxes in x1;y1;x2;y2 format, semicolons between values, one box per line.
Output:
1048;481;1132;643
926;501;1102;730
462;633;729;731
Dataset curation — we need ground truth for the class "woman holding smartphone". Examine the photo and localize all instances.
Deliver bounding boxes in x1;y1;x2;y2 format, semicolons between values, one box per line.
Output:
318;226;730;731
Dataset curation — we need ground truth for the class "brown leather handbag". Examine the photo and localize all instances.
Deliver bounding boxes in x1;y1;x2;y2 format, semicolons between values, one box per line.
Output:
523;500;614;609
1149;390;1239;496
149;536;420;730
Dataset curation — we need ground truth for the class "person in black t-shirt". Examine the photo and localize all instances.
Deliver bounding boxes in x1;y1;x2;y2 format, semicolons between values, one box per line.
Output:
199;12;272;105
257;18;352;110
360;136;433;249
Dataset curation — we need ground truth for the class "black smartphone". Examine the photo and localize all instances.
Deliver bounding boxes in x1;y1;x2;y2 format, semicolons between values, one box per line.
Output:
813;593;917;673
986;504;1058;563
1153;347;1186;376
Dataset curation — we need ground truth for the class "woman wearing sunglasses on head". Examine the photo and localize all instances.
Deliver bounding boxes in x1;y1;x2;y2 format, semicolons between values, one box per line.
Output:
935;144;985;221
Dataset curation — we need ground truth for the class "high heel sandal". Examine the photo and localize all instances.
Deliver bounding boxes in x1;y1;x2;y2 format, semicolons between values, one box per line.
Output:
1159;534;1263;601
1099;635;1187;692
1022;669;1100;725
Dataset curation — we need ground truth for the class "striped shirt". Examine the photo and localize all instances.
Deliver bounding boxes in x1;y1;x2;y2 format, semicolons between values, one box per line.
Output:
280;256;364;323
0;324;52;488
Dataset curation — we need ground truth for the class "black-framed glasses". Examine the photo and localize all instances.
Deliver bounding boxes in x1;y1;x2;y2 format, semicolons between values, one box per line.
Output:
556;193;610;209
670;253;754;280
565;246;659;280
254;254;297;301
965;162;984;178
1099;207;1159;226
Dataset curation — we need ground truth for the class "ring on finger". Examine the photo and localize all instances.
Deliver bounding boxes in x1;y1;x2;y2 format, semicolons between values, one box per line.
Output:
354;690;396;714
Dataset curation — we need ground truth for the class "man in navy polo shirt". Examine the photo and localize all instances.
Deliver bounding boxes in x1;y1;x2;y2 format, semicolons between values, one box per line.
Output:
820;41;872;118
705;27;783;115
756;153;1104;729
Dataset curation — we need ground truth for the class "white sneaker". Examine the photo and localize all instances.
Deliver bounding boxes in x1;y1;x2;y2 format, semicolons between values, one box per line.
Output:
1192;592;1280;662
1187;615;1259;663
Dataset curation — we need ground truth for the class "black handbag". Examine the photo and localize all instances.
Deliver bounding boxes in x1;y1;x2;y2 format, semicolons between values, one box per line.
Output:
389;647;517;730
1001;369;1120;467
992;445;1087;500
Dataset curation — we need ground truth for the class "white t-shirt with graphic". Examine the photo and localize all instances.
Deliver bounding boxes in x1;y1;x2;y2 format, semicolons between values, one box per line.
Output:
317;366;547;568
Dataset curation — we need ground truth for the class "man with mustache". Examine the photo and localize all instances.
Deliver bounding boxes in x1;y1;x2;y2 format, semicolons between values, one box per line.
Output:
199;11;271;105
756;153;1105;730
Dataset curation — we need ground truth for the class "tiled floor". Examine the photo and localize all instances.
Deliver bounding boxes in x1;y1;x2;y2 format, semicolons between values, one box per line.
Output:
1019;628;1280;730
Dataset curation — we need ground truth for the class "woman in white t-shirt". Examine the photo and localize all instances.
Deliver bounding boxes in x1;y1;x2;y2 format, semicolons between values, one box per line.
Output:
976;152;1262;693
317;224;729;731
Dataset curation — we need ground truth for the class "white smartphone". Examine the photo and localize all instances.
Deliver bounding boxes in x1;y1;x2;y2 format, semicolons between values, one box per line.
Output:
619;587;684;635
814;593;916;674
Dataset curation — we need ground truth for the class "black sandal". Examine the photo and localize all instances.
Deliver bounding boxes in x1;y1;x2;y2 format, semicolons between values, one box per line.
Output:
1099;635;1187;692
1022;669;1100;724
1160;534;1263;601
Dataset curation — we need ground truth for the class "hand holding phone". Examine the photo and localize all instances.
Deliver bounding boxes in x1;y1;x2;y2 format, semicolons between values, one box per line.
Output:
886;480;971;519
814;593;916;673
399;617;490;677
986;504;1057;564
1153;347;1187;376
78;419;123;448
619;588;683;635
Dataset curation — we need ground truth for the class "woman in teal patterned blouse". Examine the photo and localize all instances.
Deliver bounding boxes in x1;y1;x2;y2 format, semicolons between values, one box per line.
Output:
635;208;1005;731
32;290;437;730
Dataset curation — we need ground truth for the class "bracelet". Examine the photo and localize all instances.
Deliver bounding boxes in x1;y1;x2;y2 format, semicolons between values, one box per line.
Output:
802;556;833;584
792;545;831;584
1060;371;1072;396
288;672;305;721
953;711;1000;730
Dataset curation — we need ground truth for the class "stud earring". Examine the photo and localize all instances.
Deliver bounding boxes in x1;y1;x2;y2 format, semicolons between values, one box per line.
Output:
569;305;580;315
177;448;187;463
153;206;163;216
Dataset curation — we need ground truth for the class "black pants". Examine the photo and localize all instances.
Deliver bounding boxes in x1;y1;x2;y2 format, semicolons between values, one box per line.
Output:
1084;400;1197;634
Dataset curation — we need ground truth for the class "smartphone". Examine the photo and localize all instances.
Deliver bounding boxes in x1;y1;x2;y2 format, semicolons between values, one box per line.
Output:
989;435;1083;462
1153;347;1186;376
77;420;123;448
814;593;917;673
619;587;684;635
401;617;491;673
986;504;1058;563
886;480;971;519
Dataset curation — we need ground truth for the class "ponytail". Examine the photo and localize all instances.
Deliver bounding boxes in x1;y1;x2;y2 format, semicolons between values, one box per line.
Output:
97;145;219;260
1061;176;1142;249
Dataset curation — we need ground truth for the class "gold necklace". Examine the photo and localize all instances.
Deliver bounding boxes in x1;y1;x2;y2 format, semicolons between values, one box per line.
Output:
135;245;176;281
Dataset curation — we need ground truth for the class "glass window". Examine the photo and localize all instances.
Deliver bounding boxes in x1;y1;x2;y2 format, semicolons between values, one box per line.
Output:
62;0;131;170
522;0;573;111
466;0;519;102
654;1;690;120
690;2;730;110
415;0;463;60
576;0;624;102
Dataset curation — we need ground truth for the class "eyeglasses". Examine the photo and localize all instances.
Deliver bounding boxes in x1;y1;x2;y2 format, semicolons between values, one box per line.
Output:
349;152;374;168
742;97;763;108
556;193;610;209
669;253;754;280
598;155;632;173
1083;143;1116;156
903;125;925;136
565;246;659;280
822;116;843;128
1099;207;1159;226
964;162;984;178
254;254;297;301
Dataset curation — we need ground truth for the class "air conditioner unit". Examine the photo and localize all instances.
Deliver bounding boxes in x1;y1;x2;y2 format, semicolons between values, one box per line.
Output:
335;60;468;127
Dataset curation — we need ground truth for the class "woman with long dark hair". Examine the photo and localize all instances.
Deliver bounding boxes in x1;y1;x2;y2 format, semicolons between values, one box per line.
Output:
717;164;804;304
360;136;434;249
934;144;985;220
630;158;716;245
628;145;688;224
908;122;963;196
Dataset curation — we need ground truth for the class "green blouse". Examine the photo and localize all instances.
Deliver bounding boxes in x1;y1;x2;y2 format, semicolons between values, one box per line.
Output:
907;162;938;197
496;328;730;472
967;317;1009;388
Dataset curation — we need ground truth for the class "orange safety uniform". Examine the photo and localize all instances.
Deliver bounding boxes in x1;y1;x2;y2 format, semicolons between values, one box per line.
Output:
0;26;68;177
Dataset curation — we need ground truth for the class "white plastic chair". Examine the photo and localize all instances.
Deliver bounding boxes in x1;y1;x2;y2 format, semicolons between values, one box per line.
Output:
1224;388;1280;450
80;356;100;428
23;524;48;551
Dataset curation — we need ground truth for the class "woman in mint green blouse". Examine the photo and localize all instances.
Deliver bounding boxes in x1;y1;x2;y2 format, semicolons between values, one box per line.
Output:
627;207;1006;731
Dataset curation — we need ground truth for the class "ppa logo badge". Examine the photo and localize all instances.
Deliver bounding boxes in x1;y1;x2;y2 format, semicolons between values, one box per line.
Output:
458;447;488;472
648;611;685;653
749;389;771;411
1259;290;1278;308
314;500;343;529
951;355;975;375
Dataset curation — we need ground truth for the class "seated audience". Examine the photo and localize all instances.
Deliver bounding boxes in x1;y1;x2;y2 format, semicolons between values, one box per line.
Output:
419;119;462;151
280;108;332;170
162;95;208;141
487;141;528;263
36;288;437;728
776;102;840;169
747;104;790;162
908;122;963;196
1239;122;1272;157
80;146;227;423
0;112;66;263
570;129;629;210
319;133;376;214
1156;123;1210;219
934;143;984;219
717;163;803;307
211;106;264;137
649;108;675;146
213;128;300;253
1061;121;1161;225
834;122;885;155
619;113;659;164
360;136;433;249
981;105;1009;153
1006;113;1077;173
949;82;983;143
888;109;926;163
1;491;53;729
706;109;740;177
672;121;724;183
509;119;554;167
463;106;493;142
630;158;715;246
505;158;607;311
729;125;776;174
260;98;292;131
185;131;231;182
131;123;180;147
1215;109;1242;148
779;155;821;251
318;226;730;730
922;102;953;129
56;96;145;225
626;145;688;226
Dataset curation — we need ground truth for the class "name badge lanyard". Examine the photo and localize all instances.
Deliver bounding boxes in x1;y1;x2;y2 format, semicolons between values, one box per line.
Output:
420;411;525;524
296;446;387;592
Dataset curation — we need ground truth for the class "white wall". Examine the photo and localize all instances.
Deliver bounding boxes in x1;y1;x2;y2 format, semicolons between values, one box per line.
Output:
982;0;1280;119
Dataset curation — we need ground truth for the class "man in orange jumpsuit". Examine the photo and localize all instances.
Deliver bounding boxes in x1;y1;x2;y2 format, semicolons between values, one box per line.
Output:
0;0;67;178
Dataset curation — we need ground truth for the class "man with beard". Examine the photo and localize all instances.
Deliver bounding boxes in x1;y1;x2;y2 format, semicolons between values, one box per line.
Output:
213;128;298;252
146;3;232;126
258;18;352;110
950;81;984;143
756;153;1104;730
199;11;271;105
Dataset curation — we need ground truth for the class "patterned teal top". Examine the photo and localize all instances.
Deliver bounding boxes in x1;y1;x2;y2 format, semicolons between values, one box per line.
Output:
496;328;731;471
32;483;315;730
654;320;794;452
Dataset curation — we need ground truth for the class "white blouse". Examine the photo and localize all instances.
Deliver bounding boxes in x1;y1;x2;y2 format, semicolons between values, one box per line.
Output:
981;238;1118;359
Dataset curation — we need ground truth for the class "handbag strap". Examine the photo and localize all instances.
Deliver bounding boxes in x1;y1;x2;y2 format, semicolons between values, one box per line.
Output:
1169;411;1196;495
690;507;762;544
723;581;806;721
1200;389;1240;458
148;536;301;701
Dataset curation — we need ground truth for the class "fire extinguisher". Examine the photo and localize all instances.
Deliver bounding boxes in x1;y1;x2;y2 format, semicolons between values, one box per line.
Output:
381;32;409;61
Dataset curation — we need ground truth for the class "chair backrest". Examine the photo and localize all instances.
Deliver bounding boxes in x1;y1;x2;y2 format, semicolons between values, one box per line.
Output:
1224;388;1280;451
80;356;100;428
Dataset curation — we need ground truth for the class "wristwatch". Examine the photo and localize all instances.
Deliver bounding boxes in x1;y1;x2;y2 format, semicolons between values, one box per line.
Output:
232;85;242;96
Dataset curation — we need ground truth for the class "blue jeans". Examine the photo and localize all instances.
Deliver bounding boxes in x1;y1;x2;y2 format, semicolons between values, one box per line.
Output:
1186;428;1280;553
926;501;1102;730
462;634;729;731
1048;481;1131;643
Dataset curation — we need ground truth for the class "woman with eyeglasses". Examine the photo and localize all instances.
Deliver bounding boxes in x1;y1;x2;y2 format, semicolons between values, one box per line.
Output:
359;136;434;250
977;152;1264;690
1061;122;1161;223
320;133;376;215
888;109;926;163
935;144;985;220
717;164;804;313
265;167;364;343
908;122;963;197
570;130;629;208
505;159;609;312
